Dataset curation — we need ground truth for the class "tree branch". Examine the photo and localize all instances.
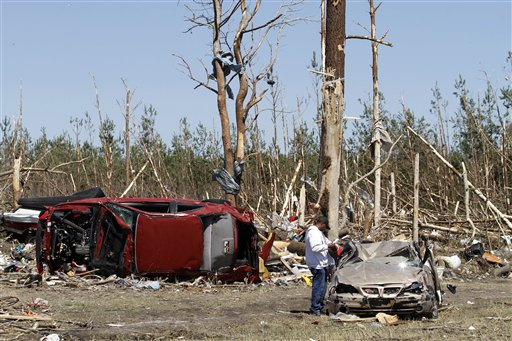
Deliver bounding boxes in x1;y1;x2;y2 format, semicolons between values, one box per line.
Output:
346;35;393;47
173;54;218;94
243;14;283;34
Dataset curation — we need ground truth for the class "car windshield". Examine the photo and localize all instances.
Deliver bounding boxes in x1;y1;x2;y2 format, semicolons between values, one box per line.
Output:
349;241;421;266
106;203;134;227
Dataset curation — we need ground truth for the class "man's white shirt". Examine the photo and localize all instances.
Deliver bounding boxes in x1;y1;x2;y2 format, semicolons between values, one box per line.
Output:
305;225;335;269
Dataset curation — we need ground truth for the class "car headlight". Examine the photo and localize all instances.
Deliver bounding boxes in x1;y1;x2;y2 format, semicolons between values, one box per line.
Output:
336;283;359;294
404;282;423;294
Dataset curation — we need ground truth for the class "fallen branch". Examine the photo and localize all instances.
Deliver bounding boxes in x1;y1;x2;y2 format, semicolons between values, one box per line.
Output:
120;160;149;198
280;160;302;218
385;218;466;234
0;314;52;322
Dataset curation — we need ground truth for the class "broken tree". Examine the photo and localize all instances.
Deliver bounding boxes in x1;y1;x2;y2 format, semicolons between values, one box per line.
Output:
318;0;346;239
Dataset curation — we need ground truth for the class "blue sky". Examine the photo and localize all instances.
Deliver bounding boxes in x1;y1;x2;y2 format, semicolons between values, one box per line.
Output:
1;0;511;144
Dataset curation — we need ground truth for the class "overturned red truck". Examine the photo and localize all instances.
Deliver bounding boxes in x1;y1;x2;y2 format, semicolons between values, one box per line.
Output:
36;196;260;282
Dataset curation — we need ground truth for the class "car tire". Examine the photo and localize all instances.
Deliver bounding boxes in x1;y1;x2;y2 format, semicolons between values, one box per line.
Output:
25;232;37;245
424;286;439;319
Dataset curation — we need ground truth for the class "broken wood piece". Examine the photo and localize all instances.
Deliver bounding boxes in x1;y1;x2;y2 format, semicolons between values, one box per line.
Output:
279;256;301;277
120;160;149;198
273;241;290;250
493;263;511;276
482;252;504;265
0;314;52;322
279;160;302;218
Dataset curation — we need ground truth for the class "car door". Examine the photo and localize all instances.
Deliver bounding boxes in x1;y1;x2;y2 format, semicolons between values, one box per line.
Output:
134;213;203;274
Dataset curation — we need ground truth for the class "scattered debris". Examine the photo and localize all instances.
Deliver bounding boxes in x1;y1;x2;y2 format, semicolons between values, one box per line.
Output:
11;243;35;260
447;284;457;294
330;312;399;325
464;241;484;261
482;252;504;265
493;263;511;277
376;312;400;325
115;277;160;290
330;312;363;321
25;297;49;313
438;255;461;270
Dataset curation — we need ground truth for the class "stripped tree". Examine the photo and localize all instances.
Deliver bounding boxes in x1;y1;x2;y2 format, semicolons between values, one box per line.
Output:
178;0;300;204
346;0;392;230
318;0;346;238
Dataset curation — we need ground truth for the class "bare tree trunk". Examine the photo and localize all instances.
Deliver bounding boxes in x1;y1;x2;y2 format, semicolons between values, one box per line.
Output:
462;162;478;239
390;172;397;214
502;130;510;213
233;1;255;170
213;0;235;204
12;82;24;207
413;153;419;242
370;0;382;229
319;0;345;239
122;80;132;188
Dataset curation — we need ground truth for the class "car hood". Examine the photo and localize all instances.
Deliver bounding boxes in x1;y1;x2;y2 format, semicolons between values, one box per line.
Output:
333;261;423;287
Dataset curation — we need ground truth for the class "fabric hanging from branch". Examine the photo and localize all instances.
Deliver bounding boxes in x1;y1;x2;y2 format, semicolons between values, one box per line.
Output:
210;51;243;100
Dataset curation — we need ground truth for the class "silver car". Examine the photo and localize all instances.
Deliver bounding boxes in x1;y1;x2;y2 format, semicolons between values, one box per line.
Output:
326;240;441;318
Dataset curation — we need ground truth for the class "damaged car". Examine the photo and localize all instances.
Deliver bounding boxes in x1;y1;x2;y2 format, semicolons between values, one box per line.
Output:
1;187;105;241
36;197;260;282
326;240;441;318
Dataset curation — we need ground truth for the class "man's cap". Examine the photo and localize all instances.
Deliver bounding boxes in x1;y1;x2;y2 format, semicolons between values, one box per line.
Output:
316;216;330;229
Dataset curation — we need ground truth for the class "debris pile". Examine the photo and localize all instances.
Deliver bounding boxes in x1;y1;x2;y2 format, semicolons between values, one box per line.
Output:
436;239;511;280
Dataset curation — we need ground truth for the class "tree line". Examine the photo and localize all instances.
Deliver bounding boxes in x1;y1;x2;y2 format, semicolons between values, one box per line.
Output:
1;52;511;241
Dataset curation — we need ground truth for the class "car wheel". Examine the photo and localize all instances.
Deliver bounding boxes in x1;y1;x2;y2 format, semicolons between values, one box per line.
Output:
425;300;439;319
424;286;439;319
25;232;37;245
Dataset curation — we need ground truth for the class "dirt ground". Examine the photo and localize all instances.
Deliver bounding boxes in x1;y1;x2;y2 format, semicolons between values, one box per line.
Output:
0;234;511;340
0;274;510;340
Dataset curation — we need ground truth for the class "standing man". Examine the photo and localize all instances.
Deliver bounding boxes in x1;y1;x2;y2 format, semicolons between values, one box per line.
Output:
305;216;337;315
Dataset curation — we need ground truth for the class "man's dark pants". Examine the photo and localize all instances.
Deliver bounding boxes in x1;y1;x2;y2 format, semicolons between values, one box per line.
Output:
309;267;328;313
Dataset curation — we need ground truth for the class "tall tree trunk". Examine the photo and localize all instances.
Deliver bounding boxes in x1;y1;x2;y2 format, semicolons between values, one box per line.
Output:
413;153;419;242
370;0;381;229
124;85;132;188
213;0;235;203
319;0;346;239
